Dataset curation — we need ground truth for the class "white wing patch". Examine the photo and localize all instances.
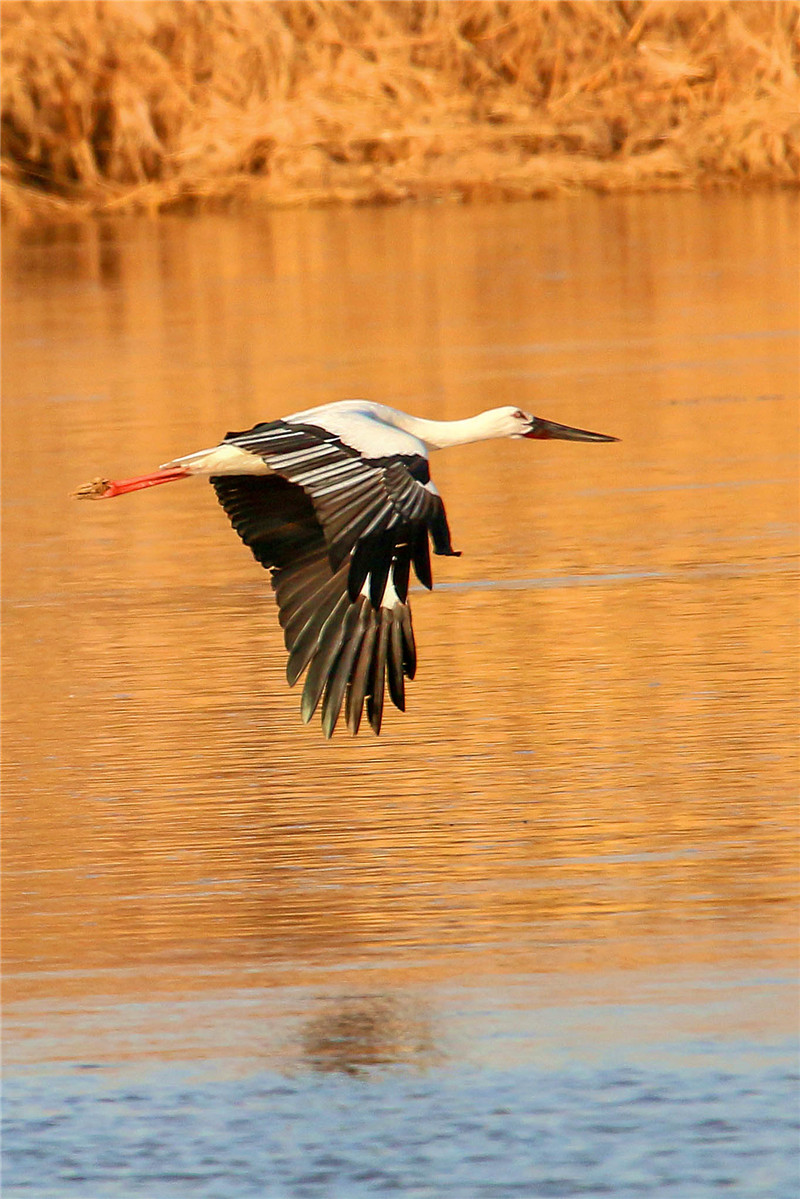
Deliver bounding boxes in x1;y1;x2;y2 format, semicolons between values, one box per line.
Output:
360;567;400;610
285;403;428;462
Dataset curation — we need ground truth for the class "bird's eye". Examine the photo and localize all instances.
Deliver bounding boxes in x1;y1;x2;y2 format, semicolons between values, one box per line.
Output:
514;409;527;420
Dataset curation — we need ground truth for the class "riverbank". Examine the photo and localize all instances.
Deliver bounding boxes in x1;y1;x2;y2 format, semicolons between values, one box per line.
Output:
2;0;799;222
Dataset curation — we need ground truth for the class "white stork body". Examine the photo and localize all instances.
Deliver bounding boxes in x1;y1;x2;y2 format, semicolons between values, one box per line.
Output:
74;401;617;737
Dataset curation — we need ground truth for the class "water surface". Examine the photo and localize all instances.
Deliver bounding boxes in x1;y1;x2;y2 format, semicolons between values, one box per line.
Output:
3;192;798;1197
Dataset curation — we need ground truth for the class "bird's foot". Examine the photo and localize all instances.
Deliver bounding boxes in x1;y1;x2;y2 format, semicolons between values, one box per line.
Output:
71;477;112;499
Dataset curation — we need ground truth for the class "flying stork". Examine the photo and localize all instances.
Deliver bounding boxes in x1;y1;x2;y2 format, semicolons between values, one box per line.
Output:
73;401;618;737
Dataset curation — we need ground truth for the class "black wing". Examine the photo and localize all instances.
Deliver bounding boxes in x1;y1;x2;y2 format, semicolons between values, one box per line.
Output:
211;420;459;737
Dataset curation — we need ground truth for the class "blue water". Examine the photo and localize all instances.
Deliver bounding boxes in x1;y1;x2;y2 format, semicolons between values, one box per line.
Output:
4;970;798;1199
5;1060;797;1198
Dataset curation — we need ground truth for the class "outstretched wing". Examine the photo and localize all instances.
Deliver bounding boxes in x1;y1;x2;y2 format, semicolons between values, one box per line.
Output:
210;420;459;737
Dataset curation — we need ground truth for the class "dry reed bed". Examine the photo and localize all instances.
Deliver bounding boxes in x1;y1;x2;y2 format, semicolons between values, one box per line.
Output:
2;0;799;220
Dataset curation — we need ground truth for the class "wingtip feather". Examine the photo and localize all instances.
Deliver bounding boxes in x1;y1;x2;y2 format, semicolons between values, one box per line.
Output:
346;616;378;735
366;611;391;735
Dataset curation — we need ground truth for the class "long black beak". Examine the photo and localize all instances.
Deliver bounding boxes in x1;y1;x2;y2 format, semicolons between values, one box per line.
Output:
524;417;619;442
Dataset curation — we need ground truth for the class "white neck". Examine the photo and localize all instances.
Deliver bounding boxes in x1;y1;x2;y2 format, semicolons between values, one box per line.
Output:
387;407;517;450
284;400;525;456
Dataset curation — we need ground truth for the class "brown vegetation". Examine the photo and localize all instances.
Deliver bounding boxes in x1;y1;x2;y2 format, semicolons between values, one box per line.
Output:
2;0;799;220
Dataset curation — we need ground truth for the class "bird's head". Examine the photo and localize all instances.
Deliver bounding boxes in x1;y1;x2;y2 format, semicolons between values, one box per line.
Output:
497;406;619;443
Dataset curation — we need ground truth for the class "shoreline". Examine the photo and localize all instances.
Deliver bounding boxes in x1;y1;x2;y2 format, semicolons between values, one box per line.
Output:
3;0;798;223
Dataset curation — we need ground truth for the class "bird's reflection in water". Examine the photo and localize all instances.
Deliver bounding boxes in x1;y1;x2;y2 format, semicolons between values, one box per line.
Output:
299;995;439;1076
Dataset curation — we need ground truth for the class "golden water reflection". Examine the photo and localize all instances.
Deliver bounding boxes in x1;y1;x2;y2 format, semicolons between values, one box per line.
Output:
3;194;797;1064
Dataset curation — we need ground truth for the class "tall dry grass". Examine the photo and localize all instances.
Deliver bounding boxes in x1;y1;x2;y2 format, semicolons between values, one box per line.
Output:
2;0;799;219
